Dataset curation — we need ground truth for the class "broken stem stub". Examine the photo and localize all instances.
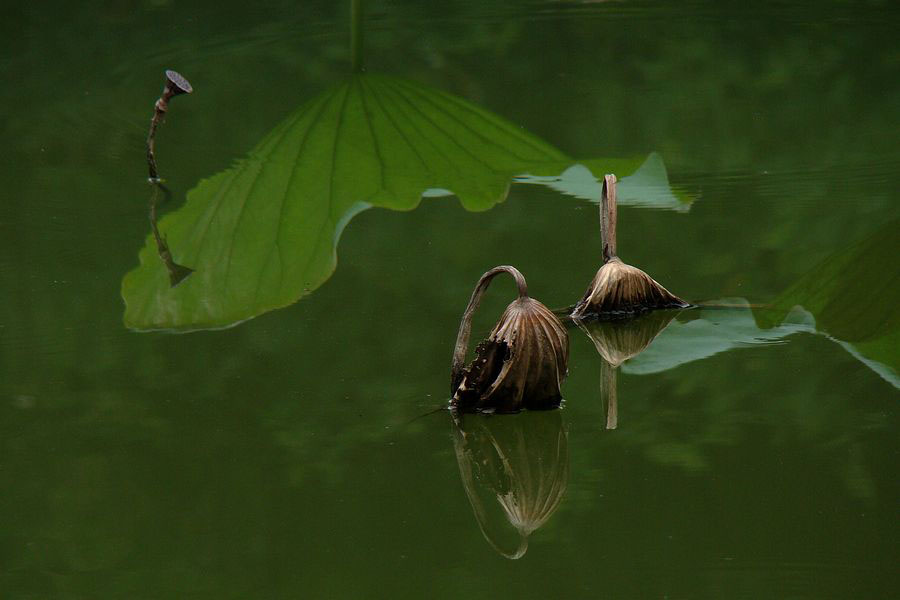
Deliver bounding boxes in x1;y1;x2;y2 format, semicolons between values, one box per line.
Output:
146;70;193;182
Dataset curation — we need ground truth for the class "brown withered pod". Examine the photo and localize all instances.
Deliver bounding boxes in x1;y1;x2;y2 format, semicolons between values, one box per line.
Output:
451;266;569;413
571;174;687;320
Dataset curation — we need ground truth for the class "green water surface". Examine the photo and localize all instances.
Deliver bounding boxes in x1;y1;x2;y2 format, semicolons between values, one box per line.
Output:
1;1;898;598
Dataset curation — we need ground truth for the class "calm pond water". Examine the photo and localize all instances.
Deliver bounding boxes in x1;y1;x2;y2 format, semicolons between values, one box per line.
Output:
2;1;898;598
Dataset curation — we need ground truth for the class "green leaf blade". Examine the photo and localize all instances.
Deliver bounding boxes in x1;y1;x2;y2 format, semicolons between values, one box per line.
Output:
122;74;672;331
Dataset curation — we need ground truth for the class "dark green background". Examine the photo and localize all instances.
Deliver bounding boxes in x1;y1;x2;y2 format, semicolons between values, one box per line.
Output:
1;1;897;597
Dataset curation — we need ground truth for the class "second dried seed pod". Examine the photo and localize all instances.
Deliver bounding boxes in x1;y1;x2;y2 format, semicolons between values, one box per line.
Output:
571;174;687;320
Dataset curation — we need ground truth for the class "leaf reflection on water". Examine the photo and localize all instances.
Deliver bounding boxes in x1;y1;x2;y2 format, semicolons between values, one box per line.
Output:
121;73;680;332
602;221;899;388
573;221;899;431
516;152;694;212
579;301;897;391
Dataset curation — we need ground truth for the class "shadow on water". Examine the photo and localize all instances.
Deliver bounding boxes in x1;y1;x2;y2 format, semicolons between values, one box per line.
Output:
451;410;568;559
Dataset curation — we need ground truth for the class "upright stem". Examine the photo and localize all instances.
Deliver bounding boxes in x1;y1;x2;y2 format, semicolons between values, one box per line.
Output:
451;266;529;394
146;71;192;182
146;105;165;181
351;0;364;73
600;173;618;262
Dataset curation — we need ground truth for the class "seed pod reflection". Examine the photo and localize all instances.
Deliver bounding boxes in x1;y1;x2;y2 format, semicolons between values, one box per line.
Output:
451;266;568;413
577;310;679;368
576;310;679;429
452;411;568;559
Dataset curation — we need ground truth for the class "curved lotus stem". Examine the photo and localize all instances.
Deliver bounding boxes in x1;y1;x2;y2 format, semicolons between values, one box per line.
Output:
451;266;528;394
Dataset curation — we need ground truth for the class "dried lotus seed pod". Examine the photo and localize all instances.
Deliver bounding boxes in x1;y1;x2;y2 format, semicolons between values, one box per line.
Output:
571;174;687;320
451;266;568;413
